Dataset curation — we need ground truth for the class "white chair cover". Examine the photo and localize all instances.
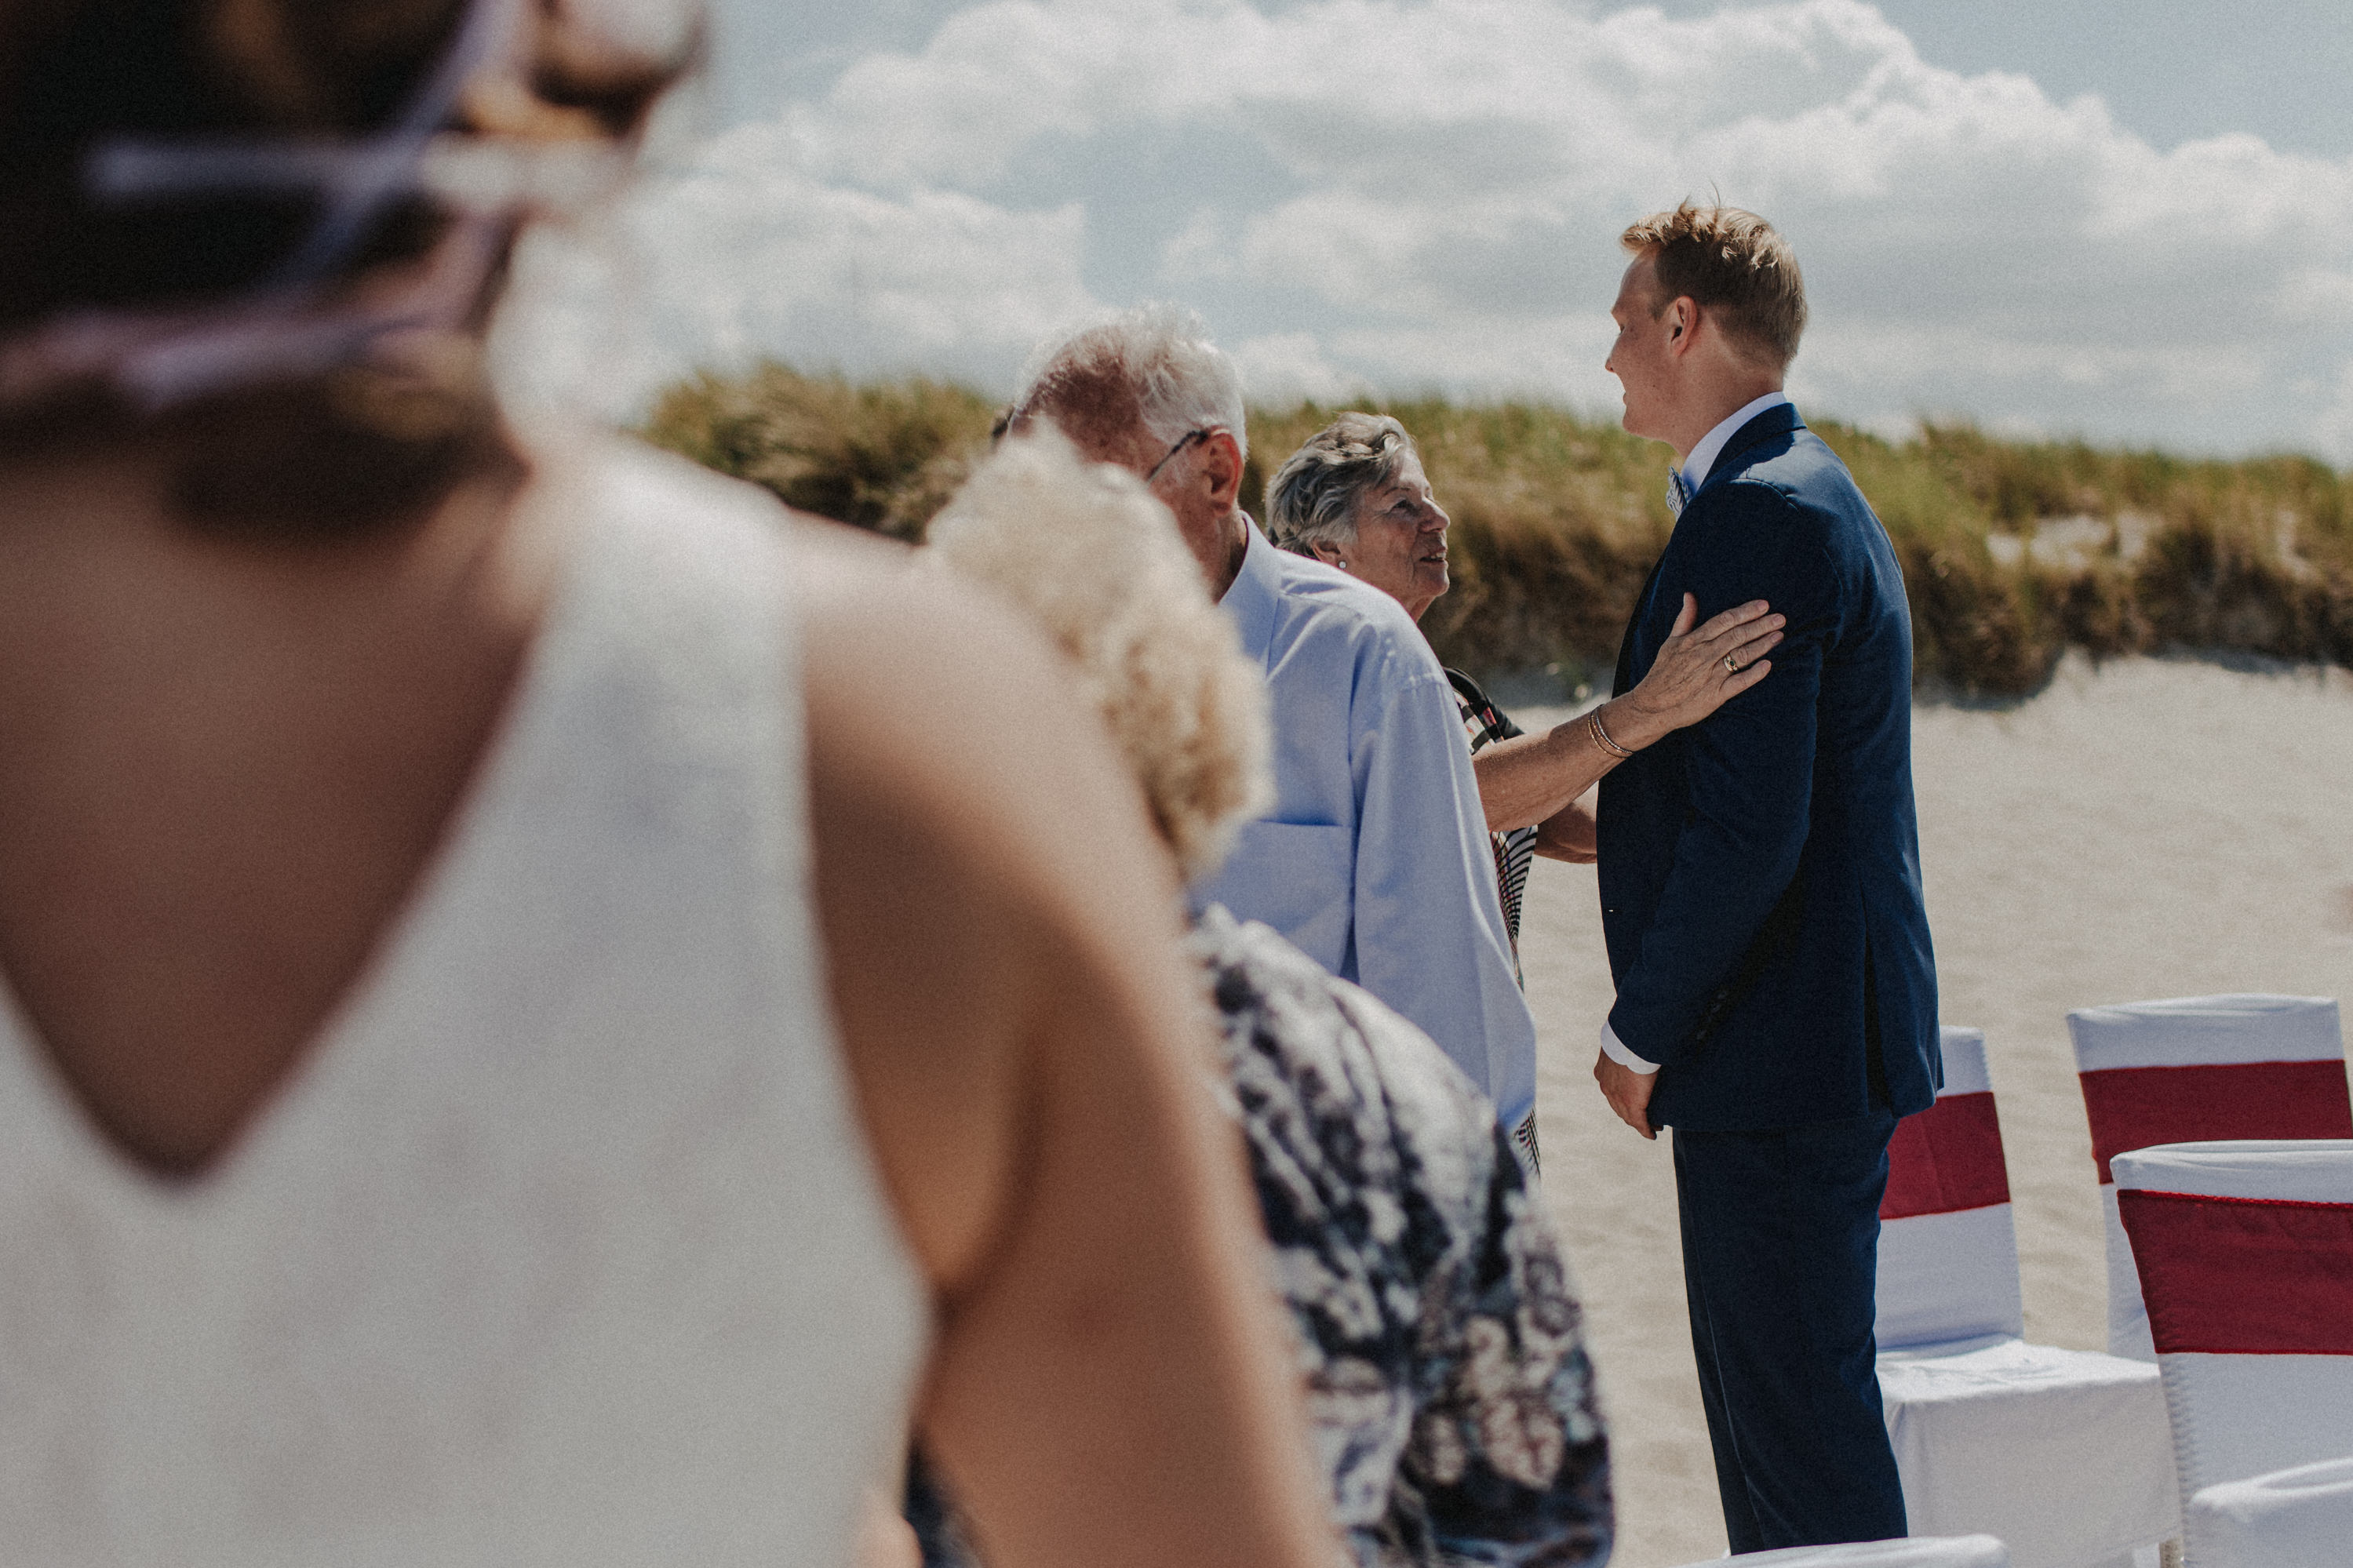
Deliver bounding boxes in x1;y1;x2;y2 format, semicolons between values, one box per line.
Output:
2111;1141;2353;1516
1670;1535;2009;1566
1878;1029;2023;1349
2068;995;2348;1360
1877;1029;2177;1568
2185;1454;2353;1568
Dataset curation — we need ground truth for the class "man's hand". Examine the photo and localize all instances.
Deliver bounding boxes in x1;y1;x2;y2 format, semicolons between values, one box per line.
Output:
1594;1050;1658;1140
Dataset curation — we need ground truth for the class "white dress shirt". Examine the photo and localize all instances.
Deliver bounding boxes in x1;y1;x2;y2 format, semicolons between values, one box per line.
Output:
1195;522;1539;1134
1678;391;1791;496
1600;390;1792;1077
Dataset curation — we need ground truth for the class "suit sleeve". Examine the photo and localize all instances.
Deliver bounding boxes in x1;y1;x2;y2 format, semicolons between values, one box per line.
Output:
1349;659;1539;1130
1605;482;1838;1067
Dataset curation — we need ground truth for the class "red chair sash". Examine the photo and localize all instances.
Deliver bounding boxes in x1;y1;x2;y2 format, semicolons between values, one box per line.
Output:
1881;1091;2012;1221
2081;1060;2353;1183
2117;1189;2353;1355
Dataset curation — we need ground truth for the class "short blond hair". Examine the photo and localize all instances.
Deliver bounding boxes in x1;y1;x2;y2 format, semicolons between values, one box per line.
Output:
926;429;1272;883
1620;202;1806;370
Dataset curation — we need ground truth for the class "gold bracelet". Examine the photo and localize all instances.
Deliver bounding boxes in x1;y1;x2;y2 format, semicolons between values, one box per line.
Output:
1587;706;1635;760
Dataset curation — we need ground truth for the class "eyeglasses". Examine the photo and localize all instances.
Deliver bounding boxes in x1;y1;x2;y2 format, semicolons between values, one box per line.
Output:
1145;426;1221;483
990;412;1223;479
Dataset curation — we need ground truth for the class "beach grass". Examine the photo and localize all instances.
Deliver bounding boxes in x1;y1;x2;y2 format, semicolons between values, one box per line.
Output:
642;362;2353;697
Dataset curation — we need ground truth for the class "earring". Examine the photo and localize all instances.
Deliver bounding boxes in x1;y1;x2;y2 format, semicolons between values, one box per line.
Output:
1338;558;1349;567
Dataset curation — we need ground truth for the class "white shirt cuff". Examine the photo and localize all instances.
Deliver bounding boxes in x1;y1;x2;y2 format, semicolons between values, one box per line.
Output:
1599;1020;1660;1075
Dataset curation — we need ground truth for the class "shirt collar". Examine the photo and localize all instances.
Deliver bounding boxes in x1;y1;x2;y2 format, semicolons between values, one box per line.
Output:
1680;390;1793;492
1219;514;1280;658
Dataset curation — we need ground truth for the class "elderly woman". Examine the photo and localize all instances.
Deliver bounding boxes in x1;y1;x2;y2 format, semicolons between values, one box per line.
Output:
916;431;1613;1568
1266;413;1782;964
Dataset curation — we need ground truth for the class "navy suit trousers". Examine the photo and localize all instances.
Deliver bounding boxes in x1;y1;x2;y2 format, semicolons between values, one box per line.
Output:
1672;1106;1907;1553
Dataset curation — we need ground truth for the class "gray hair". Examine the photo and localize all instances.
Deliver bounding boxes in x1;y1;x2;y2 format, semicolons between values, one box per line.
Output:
1009;303;1248;467
1263;413;1417;556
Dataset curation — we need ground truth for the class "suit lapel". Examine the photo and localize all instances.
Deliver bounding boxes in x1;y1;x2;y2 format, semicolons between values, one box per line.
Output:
1614;404;1805;697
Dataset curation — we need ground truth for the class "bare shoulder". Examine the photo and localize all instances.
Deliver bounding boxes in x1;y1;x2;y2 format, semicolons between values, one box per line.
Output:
785;510;1145;909
787;511;1040;693
782;510;1193;1297
780;519;1333;1568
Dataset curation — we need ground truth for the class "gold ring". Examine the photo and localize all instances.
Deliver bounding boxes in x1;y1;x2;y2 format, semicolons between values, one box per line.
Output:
1723;653;1740;674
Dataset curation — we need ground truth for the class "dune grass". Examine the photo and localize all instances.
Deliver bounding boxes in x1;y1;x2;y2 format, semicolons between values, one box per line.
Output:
641;362;2353;697
641;364;1000;542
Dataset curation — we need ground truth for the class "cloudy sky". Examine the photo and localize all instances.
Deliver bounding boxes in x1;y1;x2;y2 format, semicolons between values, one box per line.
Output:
501;0;2353;462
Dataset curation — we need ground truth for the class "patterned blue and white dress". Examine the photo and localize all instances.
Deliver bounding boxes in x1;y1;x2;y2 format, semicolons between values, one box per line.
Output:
909;908;1612;1568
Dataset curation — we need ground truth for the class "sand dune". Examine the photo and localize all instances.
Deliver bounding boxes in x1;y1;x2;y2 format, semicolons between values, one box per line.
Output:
1520;653;2353;1567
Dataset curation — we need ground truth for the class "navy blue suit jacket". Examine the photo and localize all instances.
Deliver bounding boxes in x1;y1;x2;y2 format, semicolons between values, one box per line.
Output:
1597;404;1940;1131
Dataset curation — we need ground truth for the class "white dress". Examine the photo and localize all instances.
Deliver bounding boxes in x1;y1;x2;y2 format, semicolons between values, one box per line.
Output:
0;442;928;1566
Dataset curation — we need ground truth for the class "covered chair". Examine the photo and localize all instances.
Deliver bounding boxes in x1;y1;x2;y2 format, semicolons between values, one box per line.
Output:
1670;1535;2009;1566
2184;1455;2353;1568
2067;995;2348;1360
2111;1142;2353;1520
1874;1028;2177;1568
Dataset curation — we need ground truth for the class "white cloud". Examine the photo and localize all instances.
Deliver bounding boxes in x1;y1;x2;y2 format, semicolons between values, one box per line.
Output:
513;0;2353;461
1227;331;1365;404
1160;206;1239;283
2315;362;2353;465
791;1;1267;189
494;119;1097;420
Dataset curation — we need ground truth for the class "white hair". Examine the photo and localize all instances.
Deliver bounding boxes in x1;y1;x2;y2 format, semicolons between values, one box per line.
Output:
1010;302;1249;464
925;427;1273;884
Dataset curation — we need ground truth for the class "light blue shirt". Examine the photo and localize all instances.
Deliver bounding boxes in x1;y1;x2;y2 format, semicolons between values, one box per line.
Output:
1194;522;1539;1133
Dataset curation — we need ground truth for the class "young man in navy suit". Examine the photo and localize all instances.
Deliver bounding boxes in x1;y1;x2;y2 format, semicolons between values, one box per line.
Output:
1590;204;1940;1552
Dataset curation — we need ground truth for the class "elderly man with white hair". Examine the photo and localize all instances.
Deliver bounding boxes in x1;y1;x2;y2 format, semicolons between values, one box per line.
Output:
1005;305;1543;1165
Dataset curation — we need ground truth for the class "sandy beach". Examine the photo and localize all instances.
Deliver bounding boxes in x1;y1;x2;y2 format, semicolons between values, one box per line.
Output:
1521;653;2353;1567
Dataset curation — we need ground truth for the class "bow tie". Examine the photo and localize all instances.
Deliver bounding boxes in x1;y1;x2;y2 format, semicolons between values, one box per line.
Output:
1666;467;1693;518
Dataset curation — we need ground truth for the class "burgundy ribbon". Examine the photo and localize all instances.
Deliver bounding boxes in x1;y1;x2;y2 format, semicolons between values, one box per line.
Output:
2118;1188;2353;1355
1881;1090;2013;1221
2080;1060;2353;1184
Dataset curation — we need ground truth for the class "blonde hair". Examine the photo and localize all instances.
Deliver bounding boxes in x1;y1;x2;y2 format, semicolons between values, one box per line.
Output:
1619;202;1807;371
927;429;1272;883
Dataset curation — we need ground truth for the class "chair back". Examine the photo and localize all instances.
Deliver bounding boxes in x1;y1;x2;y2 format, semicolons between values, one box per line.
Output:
2067;995;2348;1357
2186;1454;2353;1568
1674;1536;2009;1566
1876;1028;2023;1350
2111;1141;2353;1508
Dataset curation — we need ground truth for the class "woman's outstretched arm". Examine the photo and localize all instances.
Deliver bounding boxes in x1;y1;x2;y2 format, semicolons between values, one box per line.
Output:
794;518;1335;1568
1471;594;1783;845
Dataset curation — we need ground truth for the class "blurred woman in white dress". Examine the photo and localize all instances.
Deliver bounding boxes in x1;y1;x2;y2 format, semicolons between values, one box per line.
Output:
0;5;1332;1565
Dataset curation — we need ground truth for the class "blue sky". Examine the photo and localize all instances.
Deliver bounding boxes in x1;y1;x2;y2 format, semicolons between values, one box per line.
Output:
498;2;2353;462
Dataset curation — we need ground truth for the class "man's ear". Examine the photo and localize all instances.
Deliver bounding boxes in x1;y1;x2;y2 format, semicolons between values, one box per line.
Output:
1198;429;1244;511
1666;297;1699;358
